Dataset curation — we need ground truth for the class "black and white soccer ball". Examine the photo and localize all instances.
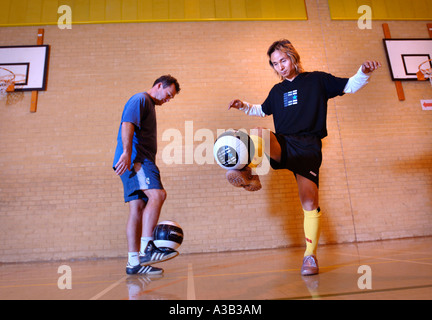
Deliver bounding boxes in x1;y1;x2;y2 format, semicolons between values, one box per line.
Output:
153;220;184;250
213;130;254;170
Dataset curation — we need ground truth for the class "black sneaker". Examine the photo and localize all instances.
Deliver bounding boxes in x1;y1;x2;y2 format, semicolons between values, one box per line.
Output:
139;240;179;266
126;263;164;275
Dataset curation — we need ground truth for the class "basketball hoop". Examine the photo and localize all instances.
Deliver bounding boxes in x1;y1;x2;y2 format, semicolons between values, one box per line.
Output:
0;66;15;99
417;59;432;86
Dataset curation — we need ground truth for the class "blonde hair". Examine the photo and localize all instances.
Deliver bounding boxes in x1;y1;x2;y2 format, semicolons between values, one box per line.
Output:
267;39;304;79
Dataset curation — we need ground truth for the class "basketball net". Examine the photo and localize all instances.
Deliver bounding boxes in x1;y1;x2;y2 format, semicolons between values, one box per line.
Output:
418;59;432;87
0;67;15;100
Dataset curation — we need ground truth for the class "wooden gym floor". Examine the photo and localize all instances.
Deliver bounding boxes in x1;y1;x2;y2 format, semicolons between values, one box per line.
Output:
0;236;431;300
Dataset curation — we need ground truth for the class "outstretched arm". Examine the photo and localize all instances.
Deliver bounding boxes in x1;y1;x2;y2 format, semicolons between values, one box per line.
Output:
344;60;381;94
228;99;267;117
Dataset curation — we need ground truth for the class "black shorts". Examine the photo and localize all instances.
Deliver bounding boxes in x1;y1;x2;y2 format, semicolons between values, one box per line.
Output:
270;133;322;187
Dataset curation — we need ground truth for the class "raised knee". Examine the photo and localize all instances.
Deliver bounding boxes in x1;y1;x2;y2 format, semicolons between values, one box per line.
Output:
157;189;167;203
147;189;167;204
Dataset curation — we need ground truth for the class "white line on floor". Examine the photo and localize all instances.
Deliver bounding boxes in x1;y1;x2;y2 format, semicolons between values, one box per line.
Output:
187;263;196;300
89;276;127;300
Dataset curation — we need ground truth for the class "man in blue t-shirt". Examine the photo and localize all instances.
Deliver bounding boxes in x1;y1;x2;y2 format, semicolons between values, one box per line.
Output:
113;75;181;275
228;39;381;276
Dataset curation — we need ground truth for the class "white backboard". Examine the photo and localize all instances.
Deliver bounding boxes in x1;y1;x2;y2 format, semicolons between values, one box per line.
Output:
0;45;49;91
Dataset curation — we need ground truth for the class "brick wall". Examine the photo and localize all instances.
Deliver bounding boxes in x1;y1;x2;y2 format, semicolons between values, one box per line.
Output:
1;0;431;262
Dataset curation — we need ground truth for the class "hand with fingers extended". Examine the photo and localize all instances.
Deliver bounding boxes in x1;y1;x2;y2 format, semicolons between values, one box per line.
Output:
361;60;381;74
114;152;131;176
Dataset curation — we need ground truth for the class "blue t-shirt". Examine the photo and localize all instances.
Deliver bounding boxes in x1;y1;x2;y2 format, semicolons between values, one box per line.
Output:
113;92;157;168
261;72;348;139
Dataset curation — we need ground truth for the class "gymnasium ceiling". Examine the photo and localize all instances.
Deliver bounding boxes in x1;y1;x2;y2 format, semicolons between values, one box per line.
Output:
0;0;430;27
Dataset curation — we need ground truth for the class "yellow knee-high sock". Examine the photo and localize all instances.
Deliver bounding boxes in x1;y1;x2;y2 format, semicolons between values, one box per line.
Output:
303;208;321;257
248;135;264;168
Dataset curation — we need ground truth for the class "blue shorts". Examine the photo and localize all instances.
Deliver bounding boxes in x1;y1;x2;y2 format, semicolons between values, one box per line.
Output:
119;159;164;203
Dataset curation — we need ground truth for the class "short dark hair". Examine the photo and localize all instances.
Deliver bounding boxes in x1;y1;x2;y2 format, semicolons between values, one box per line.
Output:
153;75;181;93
